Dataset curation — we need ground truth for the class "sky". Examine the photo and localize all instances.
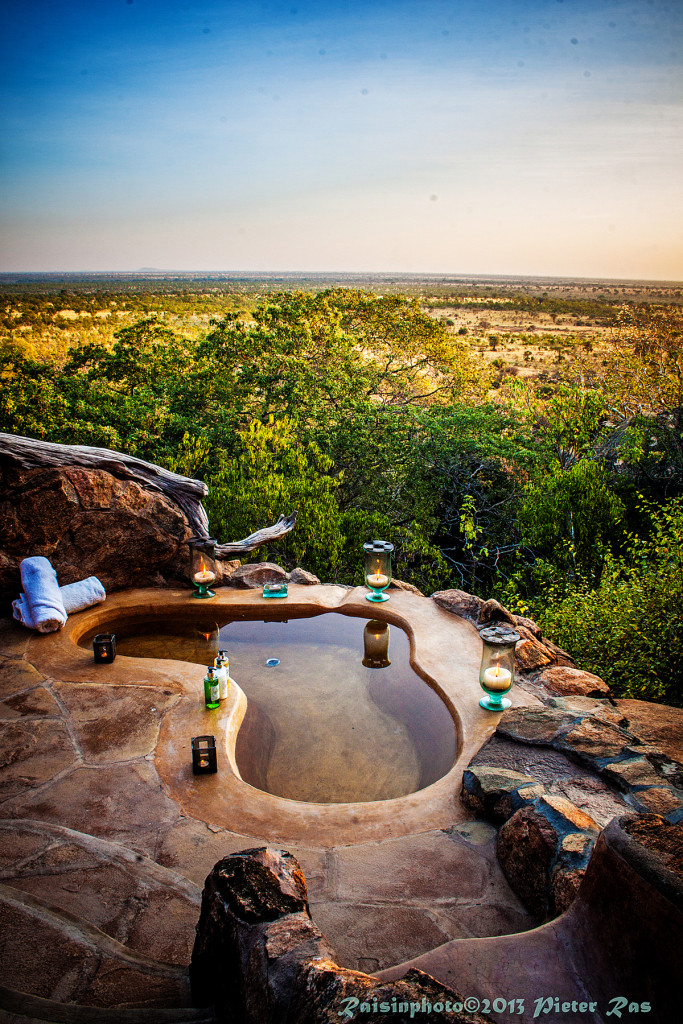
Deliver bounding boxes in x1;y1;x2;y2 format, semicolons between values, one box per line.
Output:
1;0;682;279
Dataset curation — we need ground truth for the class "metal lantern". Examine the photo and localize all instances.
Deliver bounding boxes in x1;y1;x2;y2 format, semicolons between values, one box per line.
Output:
363;540;394;603
478;625;520;711
362;619;391;668
189;536;217;599
191;735;218;774
93;633;116;663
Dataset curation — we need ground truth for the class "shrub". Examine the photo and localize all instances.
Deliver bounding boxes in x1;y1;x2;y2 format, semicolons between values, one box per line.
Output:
518;460;625;583
537;497;683;705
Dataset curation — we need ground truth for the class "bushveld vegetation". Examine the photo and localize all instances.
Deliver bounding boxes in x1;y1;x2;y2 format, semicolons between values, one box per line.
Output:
1;281;681;705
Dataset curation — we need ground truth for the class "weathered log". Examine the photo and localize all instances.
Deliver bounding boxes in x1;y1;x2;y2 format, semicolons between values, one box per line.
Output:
216;512;298;558
0;432;297;555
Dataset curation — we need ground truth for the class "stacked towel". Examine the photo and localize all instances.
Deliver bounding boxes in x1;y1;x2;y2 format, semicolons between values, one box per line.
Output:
12;559;106;633
16;557;67;633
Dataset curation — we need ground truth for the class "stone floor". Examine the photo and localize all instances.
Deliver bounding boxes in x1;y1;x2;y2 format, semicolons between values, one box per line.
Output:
0;606;536;1015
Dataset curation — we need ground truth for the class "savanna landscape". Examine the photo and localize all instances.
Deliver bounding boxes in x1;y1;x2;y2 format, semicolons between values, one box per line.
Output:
2;272;682;706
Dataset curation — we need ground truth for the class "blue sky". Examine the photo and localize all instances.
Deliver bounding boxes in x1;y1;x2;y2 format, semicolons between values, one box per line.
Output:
1;0;681;278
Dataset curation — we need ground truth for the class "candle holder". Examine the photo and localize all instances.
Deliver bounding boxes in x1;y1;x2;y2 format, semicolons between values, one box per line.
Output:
362;619;391;668
478;625;520;711
93;633;116;663
363;540;394;603
191;735;217;775
262;581;288;599
189;537;218;599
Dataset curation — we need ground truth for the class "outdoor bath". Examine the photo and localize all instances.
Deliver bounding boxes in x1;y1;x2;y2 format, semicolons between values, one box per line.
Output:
27;582;506;846
81;611;457;803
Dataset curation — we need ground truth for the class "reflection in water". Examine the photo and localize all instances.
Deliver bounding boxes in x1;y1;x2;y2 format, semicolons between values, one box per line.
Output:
82;620;219;666
80;612;456;804
362;619;391;669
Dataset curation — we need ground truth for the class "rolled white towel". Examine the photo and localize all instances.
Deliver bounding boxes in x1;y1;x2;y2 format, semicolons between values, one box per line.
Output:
12;575;106;630
18;557;67;633
61;576;106;614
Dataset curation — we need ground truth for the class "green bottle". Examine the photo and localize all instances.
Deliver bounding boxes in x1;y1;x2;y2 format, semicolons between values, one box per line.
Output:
203;667;220;709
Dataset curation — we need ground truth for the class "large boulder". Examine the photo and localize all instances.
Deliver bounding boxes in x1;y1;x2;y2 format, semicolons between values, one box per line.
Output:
0;464;192;605
614;700;683;764
227;562;290;589
538;665;610;698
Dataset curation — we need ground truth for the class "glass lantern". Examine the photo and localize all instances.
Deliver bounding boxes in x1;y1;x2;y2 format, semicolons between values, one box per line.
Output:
362;619;391;668
189;537;217;599
478;625;520;711
363;540;394;603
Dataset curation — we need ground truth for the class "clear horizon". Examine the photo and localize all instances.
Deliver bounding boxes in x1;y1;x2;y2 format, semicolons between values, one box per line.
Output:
2;268;682;286
2;0;682;280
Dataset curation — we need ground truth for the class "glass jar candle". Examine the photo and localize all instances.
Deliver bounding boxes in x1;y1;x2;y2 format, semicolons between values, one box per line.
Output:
363;540;394;603
478;625;520;711
189;537;218;599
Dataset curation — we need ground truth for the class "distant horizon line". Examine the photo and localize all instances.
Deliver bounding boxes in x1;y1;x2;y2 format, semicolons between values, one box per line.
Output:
1;269;682;286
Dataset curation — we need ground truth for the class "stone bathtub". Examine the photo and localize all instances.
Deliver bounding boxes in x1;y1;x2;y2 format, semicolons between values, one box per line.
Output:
23;584;529;846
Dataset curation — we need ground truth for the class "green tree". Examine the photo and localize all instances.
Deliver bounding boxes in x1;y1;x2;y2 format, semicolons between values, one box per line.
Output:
204;416;347;579
518;459;625;585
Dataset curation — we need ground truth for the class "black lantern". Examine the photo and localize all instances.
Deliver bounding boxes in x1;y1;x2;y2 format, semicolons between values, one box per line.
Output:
362;619;391;668
191;735;218;774
188;536;218;599
93;633;116;663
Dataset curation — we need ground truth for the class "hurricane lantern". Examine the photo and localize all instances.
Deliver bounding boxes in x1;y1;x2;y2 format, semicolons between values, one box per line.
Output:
191;734;218;774
363;540;394;603
478;625;520;711
189;537;218;599
362;619;391;668
93;633;116;663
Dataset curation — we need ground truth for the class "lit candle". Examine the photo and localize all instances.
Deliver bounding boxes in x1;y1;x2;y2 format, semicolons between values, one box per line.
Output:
194;570;216;585
193;553;216;586
482;664;512;691
366;571;389;588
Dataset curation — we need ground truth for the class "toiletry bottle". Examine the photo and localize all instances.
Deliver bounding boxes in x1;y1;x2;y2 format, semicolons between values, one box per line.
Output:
215;655;229;700
204;667;220;709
